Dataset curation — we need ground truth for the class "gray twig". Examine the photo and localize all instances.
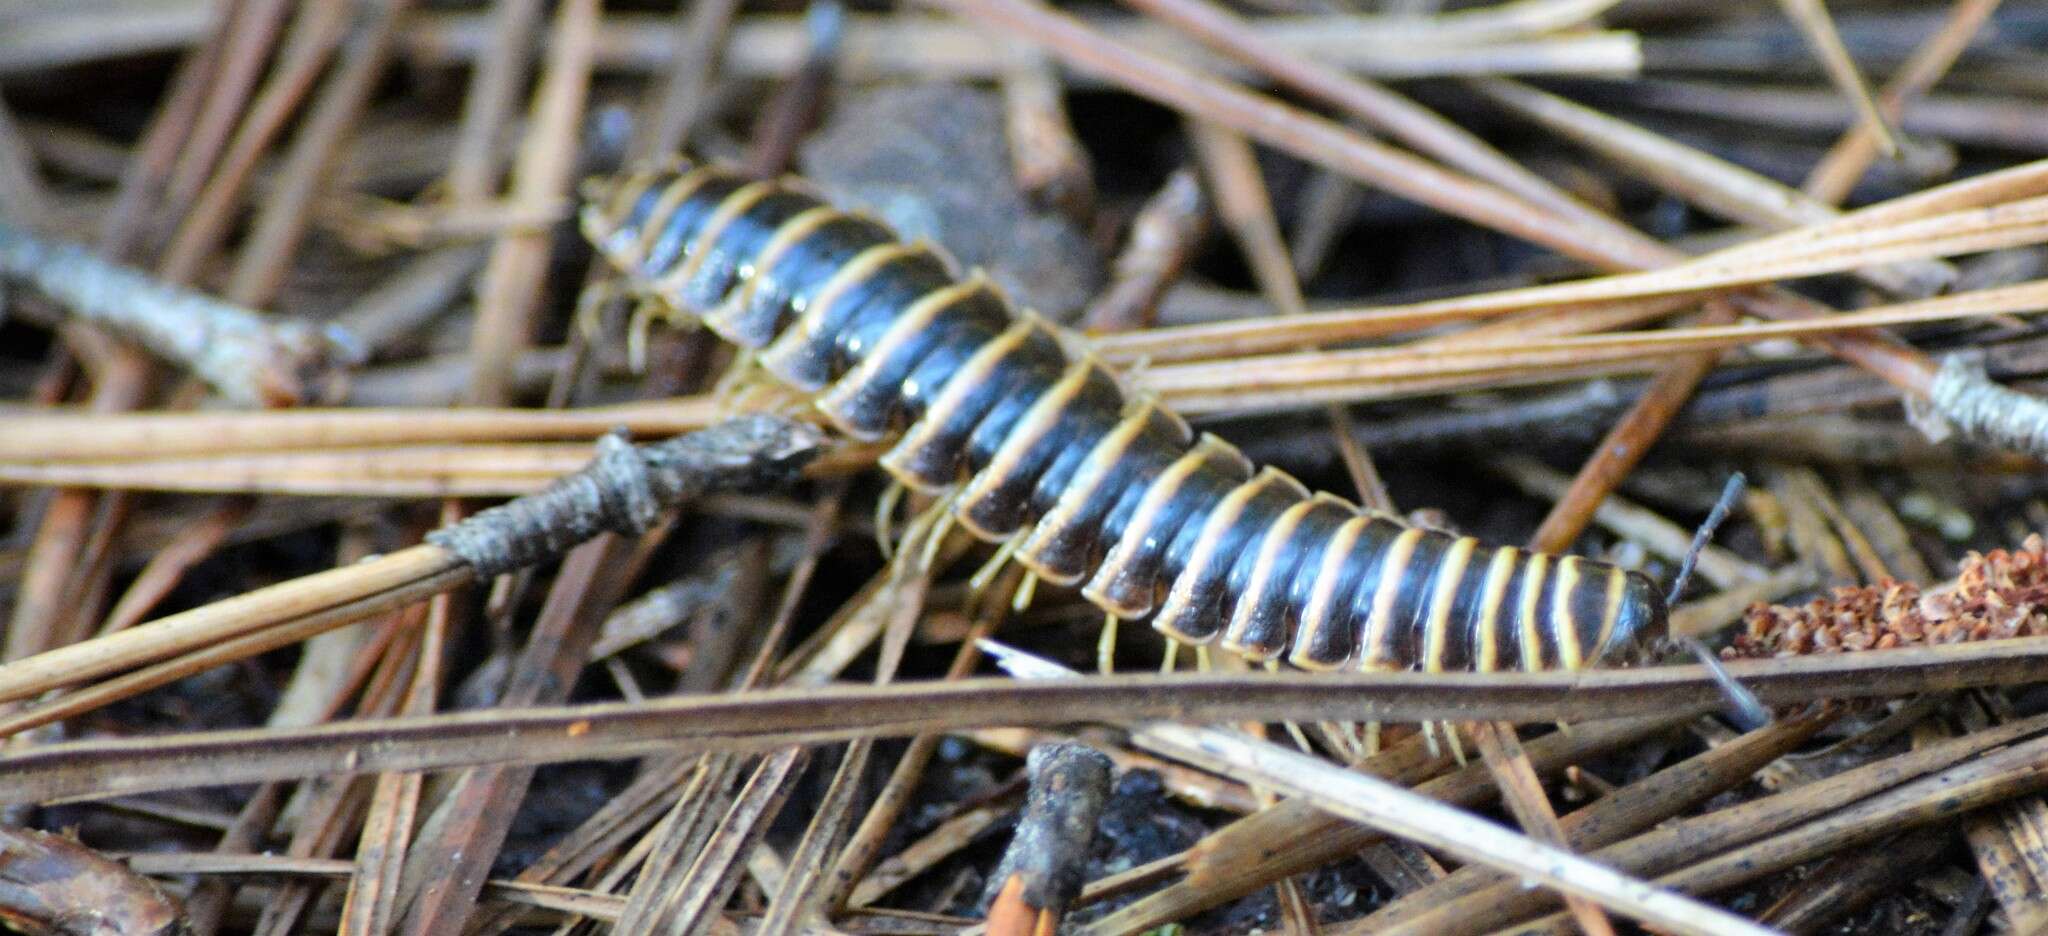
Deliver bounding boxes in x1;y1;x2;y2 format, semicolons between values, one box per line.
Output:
0;222;360;406
984;741;1116;919
1924;353;2048;458
426;415;825;578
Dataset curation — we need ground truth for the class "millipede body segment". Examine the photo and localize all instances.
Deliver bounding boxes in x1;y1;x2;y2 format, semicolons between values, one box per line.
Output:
581;161;1666;673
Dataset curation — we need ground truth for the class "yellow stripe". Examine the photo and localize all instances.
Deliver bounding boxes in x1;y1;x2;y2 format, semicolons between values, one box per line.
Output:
757;240;925;387
1595;567;1627;660
1290;513;1373;671
879;316;1038;491
814;274;986;439
1081;434;1250;618
653;179;778;299
1018;400;1186;585
1516;553;1551;671
577;167;652;252
598;165;655;221
625;167;720;269
1224;492;1347;658
1154;468;1306;643
1473;546;1520;674
600;166;664;230
1552;557;1586;670
712;203;844;320
1361;528;1426;670
955;358;1104;539
1422;537;1477;673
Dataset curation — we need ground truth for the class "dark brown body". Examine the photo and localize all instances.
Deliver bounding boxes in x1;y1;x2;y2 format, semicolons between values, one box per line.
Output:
581;162;1666;673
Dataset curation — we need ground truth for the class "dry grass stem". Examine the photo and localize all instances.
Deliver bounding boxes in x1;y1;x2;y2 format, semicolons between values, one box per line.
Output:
400;11;1644;81
12;639;2048;804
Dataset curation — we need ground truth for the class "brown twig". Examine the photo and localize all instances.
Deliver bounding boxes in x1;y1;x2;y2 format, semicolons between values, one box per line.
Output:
1467;78;1952;298
745;0;844;179
1367;708;2048;936
936;0;2048;472
466;0;597;406
1469;721;1618;936
827;563;1017;912
398;11;1644;81
1605;80;2048;155
1354;708;1833;932
1188;122;1392;510
853;790;1015;908
1755;827;1950;933
1117;0;1606;229
1774;0;1902;158
1529;309;1733;554
443;0;547;204
1509;725;2048;936
1955;698;2048;935
154;1;348;283
1115;703;1767;935
160;0;290;233
233;0;408;307
1081;167;1206;333
631;0;744;161
1001;44;1094;223
1801;0;2003;204
14;640;2048;803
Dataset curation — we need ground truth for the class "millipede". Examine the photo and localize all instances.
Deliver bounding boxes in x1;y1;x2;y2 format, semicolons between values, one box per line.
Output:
579;160;1669;677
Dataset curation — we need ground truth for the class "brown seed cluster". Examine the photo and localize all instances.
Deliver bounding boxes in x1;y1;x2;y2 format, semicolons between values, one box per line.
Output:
1729;534;2048;659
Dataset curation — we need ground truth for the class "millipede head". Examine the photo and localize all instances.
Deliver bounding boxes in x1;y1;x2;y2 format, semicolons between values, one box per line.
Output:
1590;570;1668;667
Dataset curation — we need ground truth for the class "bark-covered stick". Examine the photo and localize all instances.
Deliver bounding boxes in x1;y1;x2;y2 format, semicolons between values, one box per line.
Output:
984;741;1116;936
0;416;823;711
0;221;359;407
425;415;823;577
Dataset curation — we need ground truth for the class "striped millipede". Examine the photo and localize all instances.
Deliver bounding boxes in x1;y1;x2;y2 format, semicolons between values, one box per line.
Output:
579;160;1668;675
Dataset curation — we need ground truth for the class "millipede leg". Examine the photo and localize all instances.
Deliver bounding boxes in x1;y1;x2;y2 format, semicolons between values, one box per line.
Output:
968;536;1024;595
712;349;787;411
1443;722;1469;766
625;297;671;374
573;276;627;345
1096;613;1118;675
1265;661;1317;754
882;487;958;576
873;481;906;560
1160;640;1179;673
1011;571;1040;612
916;491;965;572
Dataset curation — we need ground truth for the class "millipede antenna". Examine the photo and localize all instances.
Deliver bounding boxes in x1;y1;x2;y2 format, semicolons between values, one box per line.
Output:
1667;472;1747;607
1662;472;1770;730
